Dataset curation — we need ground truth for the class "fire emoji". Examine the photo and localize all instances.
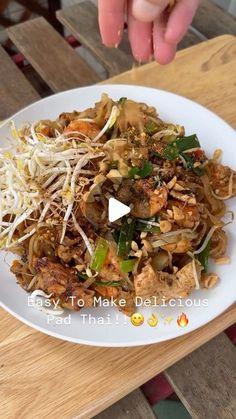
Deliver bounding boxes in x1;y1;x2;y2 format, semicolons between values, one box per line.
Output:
177;313;189;328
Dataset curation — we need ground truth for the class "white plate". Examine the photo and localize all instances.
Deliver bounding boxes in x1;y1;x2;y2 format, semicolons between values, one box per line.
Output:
0;85;236;347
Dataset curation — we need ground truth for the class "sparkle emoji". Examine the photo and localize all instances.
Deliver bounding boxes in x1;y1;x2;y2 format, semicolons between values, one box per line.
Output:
177;313;189;328
130;312;144;327
164;315;174;325
147;313;158;327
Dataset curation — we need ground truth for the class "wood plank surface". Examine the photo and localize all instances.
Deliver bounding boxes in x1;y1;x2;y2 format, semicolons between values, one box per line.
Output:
94;389;156;419
193;0;236;38
0;45;40;119
57;1;203;75
0;305;235;419
57;1;133;77
165;334;236;419
7;17;99;93
0;35;236;419
178;27;205;50
106;35;236;126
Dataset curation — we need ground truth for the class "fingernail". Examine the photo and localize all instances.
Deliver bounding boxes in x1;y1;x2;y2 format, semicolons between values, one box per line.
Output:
133;0;163;22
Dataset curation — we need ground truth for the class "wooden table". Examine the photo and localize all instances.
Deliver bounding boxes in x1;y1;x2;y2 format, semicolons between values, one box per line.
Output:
0;17;236;418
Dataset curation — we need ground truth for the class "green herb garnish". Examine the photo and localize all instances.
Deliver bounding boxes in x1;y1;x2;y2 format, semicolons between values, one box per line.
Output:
198;239;211;272
144;120;157;135
90;237;109;272
181;153;205;176
163;134;201;161
117;219;135;258
94;280;122;287
120;258;137;273
129;160;153;179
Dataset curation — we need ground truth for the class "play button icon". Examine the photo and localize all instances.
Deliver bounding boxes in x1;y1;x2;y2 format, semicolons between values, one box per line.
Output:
108;197;130;223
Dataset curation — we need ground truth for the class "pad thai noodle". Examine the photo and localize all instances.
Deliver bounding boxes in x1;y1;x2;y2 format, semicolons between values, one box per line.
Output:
0;94;235;315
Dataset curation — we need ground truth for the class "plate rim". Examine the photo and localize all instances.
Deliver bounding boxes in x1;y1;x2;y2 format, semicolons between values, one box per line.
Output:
0;84;235;347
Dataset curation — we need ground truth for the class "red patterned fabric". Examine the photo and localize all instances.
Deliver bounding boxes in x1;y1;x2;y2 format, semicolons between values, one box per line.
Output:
142;373;174;404
225;323;236;345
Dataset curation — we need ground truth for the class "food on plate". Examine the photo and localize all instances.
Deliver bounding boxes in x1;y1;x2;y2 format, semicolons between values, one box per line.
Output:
0;94;235;315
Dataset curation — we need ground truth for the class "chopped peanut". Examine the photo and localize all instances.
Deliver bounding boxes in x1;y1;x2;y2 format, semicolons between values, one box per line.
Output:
160;220;172;233
75;264;85;272
202;273;219;289
172;205;184;221
167;176;177;190
140;231;148;239
142;239;153;252
214;256;230;265
134;250;143;258
131;241;139;251
106;169;122;184
173;183;185;191
162;238;190;253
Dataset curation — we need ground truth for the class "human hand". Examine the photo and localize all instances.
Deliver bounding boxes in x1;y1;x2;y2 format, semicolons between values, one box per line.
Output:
98;0;200;64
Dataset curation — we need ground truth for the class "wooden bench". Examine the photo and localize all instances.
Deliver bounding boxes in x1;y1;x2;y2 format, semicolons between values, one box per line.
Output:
5;0;236;84
56;0;236;77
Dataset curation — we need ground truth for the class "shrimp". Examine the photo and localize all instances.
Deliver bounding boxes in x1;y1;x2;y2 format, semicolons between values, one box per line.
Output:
116;179;168;219
80;198;107;227
64;120;102;140
94;285;119;298
34;258;94;310
100;247;124;281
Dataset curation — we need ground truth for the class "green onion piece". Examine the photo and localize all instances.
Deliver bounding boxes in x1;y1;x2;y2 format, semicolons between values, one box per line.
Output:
77;273;122;287
117;219;135;258
118;97;127;105
163;134;201;160
181;153;205;176
94;280;122;287
112;229;120;243
120;259;137;273
90;237;109;272
144;120;157;135
175;134;200;152
198;239;211;272
163;134;177;143
129;160;153;179
163;143;179;160
77;272;88;281
136;217;160;233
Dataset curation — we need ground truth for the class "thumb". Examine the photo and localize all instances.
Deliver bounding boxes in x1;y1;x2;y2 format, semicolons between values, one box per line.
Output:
132;0;169;22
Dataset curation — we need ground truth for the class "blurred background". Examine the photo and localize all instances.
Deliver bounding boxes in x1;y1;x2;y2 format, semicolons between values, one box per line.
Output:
0;0;235;50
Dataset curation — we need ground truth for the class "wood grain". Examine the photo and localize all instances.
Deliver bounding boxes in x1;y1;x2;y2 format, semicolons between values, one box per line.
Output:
94;389;155;419
105;36;236;126
7;17;99;93
0;35;236;419
0;305;235;419
56;1;203;77
57;1;133;77
0;45;40;119
193;0;236;38
165;334;236;419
